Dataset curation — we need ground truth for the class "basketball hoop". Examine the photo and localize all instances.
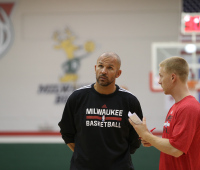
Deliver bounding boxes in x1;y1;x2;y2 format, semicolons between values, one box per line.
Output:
187;80;198;89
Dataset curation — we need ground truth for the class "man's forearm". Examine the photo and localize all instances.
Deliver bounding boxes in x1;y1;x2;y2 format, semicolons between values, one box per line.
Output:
67;143;75;152
143;132;183;157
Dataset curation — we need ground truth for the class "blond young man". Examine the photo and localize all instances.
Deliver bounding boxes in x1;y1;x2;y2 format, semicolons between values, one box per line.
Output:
129;56;200;170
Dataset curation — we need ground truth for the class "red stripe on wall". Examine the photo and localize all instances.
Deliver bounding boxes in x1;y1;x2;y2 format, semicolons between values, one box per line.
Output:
0;131;61;136
0;131;163;136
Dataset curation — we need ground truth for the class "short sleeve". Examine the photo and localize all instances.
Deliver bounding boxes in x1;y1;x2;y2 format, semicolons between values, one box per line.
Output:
169;106;199;154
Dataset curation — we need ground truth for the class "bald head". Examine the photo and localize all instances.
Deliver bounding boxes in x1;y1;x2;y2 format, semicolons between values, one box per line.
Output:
98;52;121;69
95;52;122;88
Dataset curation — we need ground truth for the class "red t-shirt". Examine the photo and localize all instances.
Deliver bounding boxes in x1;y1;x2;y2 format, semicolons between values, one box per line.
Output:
159;95;200;170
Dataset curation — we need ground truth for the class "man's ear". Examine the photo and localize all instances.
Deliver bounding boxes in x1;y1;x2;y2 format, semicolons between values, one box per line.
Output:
95;65;96;72
171;73;176;82
116;70;122;78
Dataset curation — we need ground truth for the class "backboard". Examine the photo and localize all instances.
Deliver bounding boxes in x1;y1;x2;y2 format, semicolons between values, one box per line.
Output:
150;42;200;102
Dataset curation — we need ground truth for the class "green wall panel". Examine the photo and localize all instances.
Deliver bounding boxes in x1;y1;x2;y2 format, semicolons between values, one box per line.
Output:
0;144;160;170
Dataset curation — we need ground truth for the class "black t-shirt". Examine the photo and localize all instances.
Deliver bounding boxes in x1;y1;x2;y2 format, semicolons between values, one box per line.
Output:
58;83;143;170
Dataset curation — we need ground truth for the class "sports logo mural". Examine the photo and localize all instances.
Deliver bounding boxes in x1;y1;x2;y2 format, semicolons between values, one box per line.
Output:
38;28;95;104
0;2;15;59
53;28;95;85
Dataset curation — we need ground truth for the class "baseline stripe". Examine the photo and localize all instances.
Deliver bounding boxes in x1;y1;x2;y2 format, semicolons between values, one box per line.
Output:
0;131;163;143
0;131;61;136
0;131;162;136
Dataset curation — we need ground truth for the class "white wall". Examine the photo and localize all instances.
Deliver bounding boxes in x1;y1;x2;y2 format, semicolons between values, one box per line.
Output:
0;0;181;132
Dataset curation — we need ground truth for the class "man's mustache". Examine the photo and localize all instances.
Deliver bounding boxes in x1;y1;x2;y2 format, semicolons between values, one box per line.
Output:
99;75;108;78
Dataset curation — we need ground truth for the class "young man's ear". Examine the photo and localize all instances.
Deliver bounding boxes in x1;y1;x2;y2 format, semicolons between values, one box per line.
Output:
171;73;176;81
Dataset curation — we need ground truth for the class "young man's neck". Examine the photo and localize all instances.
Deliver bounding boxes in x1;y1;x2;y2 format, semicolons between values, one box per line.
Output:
94;83;116;95
171;84;191;103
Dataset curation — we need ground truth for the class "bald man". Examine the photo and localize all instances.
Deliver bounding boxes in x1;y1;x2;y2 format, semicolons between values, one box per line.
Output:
59;52;143;170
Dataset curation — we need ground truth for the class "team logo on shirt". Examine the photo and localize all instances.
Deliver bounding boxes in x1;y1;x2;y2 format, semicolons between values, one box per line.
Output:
164;121;170;127
102;115;105;122
163;111;173;134
85;108;122;128
102;104;107;108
